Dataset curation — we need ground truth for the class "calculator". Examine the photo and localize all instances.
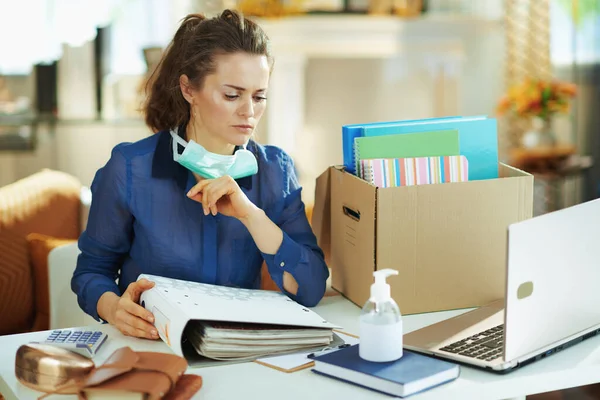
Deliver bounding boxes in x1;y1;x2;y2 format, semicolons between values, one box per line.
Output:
32;329;108;358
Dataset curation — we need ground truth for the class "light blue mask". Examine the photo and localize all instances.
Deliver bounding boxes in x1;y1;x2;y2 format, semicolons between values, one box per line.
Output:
170;129;258;180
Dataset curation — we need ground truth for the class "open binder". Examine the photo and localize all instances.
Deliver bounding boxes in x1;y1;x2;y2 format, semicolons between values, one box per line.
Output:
138;274;342;367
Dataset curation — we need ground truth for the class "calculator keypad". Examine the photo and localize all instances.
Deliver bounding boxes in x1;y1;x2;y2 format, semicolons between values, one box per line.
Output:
46;330;103;345
40;330;108;357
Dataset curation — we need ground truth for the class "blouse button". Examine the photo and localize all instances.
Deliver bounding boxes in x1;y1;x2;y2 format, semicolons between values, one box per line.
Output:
280;261;285;268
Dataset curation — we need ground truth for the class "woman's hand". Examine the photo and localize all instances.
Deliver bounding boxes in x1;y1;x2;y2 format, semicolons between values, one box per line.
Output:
97;278;159;340
187;175;257;219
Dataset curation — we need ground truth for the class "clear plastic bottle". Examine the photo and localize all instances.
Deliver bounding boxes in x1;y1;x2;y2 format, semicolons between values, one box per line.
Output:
359;269;403;362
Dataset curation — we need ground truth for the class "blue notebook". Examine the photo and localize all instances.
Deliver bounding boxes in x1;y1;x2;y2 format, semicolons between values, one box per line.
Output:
309;345;460;398
342;115;498;181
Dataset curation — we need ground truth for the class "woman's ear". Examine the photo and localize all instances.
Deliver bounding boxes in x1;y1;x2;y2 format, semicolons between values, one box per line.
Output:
179;74;194;104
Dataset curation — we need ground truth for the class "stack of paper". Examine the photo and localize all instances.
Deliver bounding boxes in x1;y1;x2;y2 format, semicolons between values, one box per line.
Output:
185;321;334;361
255;330;360;373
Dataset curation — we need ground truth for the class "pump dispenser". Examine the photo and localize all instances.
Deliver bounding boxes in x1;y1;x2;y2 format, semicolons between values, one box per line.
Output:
359;269;403;362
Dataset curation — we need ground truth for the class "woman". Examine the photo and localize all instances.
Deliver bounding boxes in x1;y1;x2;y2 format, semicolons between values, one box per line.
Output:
71;10;329;340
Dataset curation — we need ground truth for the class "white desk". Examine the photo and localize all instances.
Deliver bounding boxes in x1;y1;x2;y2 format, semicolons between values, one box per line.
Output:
2;295;600;400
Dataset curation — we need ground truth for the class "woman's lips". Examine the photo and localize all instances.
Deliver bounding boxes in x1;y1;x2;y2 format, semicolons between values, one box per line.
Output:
233;125;253;133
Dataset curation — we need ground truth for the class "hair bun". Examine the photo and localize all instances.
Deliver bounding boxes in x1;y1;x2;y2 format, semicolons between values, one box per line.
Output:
220;9;242;22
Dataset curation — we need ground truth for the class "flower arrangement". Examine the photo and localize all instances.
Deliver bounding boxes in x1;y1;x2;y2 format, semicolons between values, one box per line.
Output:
496;78;577;121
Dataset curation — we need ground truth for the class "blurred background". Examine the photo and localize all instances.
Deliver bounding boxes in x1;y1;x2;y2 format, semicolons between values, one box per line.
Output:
0;0;597;214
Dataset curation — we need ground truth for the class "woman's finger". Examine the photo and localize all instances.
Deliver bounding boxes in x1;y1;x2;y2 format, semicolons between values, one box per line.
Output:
201;183;212;215
123;279;155;305
204;179;224;215
187;179;211;198
120;321;156;339
209;177;236;205
121;297;154;324
188;192;204;205
210;200;218;216
117;308;158;339
206;179;234;215
202;178;226;215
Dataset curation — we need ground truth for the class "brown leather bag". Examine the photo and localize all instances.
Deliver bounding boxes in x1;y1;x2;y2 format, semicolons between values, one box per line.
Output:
37;347;202;400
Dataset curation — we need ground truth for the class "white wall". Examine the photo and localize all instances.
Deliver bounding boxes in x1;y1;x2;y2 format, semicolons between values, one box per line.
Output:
295;24;506;203
54;121;150;187
0;121;150;188
0;18;506;205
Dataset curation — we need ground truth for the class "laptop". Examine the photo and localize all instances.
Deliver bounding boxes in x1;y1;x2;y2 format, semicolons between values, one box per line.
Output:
404;198;600;373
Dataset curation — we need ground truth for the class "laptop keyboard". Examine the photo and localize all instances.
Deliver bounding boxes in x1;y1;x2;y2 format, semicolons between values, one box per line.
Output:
439;324;504;362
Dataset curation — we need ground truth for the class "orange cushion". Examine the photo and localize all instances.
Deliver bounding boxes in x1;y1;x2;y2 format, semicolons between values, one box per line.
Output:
0;169;82;334
26;233;77;332
0;229;34;335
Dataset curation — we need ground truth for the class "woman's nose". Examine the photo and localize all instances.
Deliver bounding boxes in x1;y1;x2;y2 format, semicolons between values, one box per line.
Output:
238;98;254;118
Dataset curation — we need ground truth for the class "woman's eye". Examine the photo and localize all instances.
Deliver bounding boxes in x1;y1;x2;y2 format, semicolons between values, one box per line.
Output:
225;94;238;100
254;96;267;102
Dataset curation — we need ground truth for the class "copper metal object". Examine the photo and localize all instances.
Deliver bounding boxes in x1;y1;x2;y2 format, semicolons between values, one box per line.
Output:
15;343;95;393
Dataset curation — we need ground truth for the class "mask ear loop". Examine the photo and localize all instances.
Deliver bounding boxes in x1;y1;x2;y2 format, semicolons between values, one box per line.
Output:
170;129;189;161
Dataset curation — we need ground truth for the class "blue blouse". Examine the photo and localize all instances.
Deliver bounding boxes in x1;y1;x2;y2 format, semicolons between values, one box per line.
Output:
71;129;329;321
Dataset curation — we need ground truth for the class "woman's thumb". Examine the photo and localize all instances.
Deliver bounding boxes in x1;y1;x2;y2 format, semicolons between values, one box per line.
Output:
127;279;155;301
138;278;155;288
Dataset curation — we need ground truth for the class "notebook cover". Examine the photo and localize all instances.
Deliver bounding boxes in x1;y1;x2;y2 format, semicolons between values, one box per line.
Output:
342;116;470;175
309;345;459;387
360;117;498;181
360;155;469;188
311;369;457;398
354;130;460;174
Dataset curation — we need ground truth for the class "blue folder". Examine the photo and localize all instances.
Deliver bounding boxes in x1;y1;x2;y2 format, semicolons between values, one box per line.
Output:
342;115;499;181
342;116;466;175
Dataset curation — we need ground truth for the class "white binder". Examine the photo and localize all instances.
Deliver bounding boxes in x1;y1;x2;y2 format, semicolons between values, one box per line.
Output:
138;274;342;366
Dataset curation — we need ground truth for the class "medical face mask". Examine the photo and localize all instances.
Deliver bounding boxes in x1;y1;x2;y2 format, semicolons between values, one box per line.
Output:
170;129;258;180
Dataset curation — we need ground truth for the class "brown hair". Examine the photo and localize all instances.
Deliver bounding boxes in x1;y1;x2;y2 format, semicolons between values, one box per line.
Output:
143;9;272;133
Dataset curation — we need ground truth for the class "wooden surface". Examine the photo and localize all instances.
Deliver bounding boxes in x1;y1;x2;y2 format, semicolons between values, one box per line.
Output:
529;384;600;399
510;145;577;174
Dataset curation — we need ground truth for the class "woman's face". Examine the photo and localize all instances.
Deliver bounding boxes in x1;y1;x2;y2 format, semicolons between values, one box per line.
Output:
181;52;270;149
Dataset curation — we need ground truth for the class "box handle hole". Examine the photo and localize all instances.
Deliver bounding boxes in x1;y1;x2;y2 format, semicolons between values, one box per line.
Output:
342;206;360;222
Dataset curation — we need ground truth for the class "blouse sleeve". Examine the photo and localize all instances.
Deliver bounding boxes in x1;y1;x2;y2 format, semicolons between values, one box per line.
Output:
260;151;329;307
71;145;133;321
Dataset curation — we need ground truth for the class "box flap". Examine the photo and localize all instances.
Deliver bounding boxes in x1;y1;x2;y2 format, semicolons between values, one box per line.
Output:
312;167;332;265
499;163;531;178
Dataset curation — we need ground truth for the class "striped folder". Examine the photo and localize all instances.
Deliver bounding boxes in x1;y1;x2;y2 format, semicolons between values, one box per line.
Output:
360;155;469;188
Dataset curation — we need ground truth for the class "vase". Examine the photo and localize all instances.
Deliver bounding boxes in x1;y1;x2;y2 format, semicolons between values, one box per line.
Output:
521;117;557;149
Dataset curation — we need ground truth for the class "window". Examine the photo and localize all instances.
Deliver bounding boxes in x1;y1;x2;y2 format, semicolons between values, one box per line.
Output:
551;0;600;66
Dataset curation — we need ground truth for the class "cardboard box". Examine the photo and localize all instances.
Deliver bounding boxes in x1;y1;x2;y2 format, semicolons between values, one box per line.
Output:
312;164;533;315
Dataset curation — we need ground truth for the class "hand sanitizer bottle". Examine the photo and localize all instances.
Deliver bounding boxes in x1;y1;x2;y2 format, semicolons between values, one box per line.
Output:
359;269;403;362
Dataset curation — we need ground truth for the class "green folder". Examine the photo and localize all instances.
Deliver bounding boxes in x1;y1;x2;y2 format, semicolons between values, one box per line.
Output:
354;129;460;173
